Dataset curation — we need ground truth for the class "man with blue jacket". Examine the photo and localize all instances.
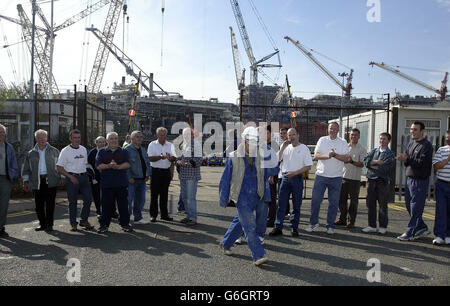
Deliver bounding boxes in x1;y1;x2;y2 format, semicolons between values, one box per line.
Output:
219;126;278;266
125;131;151;225
0;124;19;238
362;132;395;234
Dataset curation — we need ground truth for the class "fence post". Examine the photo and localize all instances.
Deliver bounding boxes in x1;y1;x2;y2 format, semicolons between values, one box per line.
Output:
73;84;77;130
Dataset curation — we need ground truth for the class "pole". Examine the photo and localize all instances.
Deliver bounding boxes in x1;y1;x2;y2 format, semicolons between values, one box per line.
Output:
84;86;88;147
35;83;39;132
73;84;77;130
48;0;54;99
29;0;36;147
386;93;390;133
239;88;244;122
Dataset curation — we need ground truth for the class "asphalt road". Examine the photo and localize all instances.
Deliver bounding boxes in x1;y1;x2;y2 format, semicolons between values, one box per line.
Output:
1;166;449;286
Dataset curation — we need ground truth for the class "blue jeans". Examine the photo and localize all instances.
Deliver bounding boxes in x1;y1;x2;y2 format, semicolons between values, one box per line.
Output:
434;180;450;239
65;174;92;226
180;179;198;221
404;177;429;237
310;175;343;229
178;193;185;212
128;179;147;221
222;198;266;260
275;174;303;230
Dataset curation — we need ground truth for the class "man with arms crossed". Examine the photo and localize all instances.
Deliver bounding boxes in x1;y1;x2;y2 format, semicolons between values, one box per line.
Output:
431;130;450;245
307;122;350;234
269;128;312;237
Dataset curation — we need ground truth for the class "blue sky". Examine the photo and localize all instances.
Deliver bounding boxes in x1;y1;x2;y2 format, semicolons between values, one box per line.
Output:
0;0;449;103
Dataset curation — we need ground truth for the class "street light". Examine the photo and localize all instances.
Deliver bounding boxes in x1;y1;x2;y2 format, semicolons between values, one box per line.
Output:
338;72;348;138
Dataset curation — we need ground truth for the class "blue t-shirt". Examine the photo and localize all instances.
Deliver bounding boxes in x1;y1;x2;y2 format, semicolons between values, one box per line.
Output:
95;147;129;188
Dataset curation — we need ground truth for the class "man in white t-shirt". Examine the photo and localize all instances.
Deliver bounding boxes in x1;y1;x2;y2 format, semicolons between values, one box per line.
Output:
147;127;177;222
56;129;93;232
269;128;312;237
307;122;350;235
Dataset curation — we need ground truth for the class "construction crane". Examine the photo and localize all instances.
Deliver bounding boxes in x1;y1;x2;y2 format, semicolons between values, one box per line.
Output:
369;61;448;101
285;36;354;98
1;0;111;97
230;0;281;85
0;75;7;90
86;26;170;97
285;74;297;128
229;26;245;90
87;0;123;104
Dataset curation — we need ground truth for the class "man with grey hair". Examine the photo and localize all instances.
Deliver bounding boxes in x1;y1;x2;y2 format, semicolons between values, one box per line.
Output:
0;124;18;238
125;131;151;224
22;129;61;232
96;132;132;233
147;127;177;222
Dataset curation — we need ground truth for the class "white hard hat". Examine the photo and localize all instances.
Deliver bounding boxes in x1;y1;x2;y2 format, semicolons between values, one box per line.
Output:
241;126;259;145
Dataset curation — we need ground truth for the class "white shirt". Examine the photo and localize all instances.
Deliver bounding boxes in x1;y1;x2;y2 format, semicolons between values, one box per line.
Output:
433;145;450;182
147;140;177;169
281;143;313;174
315;136;350;178
37;145;48;175
56;145;88;174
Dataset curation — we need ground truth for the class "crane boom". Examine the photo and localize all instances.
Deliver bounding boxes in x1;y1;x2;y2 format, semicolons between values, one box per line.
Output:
18;4;59;97
86;26;169;97
87;0;123;104
370;61;447;101
0;75;6;90
285;36;353;97
230;26;245;90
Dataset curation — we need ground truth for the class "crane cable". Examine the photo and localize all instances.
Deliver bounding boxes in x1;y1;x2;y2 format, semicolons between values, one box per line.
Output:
161;0;165;67
0;19;19;84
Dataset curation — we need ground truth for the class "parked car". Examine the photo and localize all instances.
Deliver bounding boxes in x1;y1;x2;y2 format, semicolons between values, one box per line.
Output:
202;155;208;166
208;153;224;166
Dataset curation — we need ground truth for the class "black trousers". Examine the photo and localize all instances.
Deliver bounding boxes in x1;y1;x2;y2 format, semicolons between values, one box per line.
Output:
34;182;57;228
100;186;130;228
150;167;171;218
267;176;278;225
338;178;361;224
91;182;101;215
366;178;389;228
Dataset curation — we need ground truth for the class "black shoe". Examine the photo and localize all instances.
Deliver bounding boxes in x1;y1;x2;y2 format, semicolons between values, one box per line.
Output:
97;226;108;233
0;229;9;238
45;226;54;232
150;217;157;223
35;226;46;232
111;213;119;219
291;228;299;237
161;216;173;221
122;225;133;232
266;222;275;228
269;228;283;236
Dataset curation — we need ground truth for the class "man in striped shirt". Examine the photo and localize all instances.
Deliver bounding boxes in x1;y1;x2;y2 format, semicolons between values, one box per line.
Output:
432;130;450;245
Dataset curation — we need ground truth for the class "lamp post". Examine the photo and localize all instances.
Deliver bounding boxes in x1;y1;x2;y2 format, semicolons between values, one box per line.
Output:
338;72;348;138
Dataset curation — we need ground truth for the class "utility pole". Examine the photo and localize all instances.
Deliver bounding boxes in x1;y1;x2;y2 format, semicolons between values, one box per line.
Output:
384;93;390;133
49;0;55;99
338;72;348;138
29;0;36;147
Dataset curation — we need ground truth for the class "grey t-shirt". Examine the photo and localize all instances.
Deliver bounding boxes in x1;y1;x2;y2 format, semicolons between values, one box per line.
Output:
0;142;6;175
343;143;367;181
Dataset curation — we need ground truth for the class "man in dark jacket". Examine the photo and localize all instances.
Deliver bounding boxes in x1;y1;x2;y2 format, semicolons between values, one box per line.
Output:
0;124;19;238
362;132;395;235
396;122;433;241
88;136;106;216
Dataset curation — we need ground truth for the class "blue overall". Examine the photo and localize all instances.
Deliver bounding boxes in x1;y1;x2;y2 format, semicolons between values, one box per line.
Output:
219;146;278;260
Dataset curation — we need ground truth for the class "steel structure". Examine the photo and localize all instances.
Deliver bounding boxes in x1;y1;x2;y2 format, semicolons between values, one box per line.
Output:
0;75;6;90
229;26;245;90
285;36;354;97
86;26;171;98
370;61;448;101
1;0;111;97
87;0;123;104
230;0;281;85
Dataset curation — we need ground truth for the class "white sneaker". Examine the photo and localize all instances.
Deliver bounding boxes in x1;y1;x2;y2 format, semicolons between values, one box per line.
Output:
134;219;150;225
433;237;445;245
235;237;242;245
445;237;450;245
254;256;268;266
362;226;377;233
378;228;387;235
259;236;265;245
326;228;334;235
306;224;319;233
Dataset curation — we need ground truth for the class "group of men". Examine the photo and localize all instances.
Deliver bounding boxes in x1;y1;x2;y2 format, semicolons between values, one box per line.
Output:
0;120;449;266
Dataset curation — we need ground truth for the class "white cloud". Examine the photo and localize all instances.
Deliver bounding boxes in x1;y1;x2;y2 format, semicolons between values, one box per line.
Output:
437;0;450;12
